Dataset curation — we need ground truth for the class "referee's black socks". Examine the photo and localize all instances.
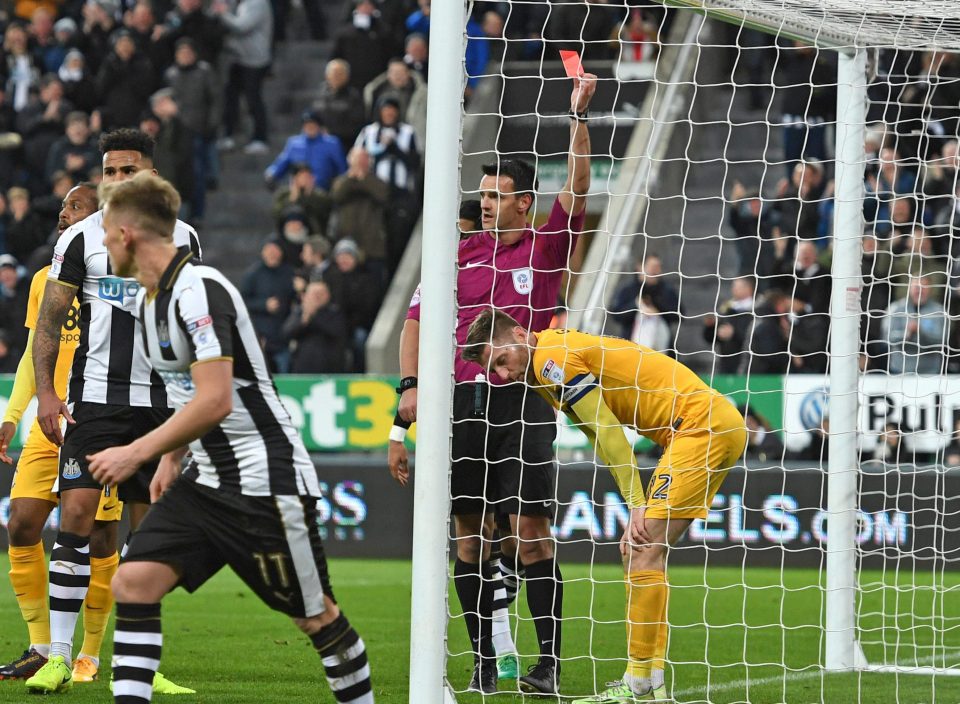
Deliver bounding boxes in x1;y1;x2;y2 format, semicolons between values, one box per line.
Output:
453;558;495;664
113;602;162;703
524;556;564;666
309;612;373;704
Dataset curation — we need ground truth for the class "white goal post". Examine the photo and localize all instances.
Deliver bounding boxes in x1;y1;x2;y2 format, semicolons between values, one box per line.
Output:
411;1;960;701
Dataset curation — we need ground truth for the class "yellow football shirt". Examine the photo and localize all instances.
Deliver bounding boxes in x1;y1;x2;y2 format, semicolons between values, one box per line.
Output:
530;329;722;448
26;265;81;397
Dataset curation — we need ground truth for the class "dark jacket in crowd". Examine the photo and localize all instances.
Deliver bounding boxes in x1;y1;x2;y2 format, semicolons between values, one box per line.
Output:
311;82;366;151
283;302;347;373
95;51;156;128
322;263;381;332
330;173;389;260
608;276;682;339
164;60;221;137
239;260;296;354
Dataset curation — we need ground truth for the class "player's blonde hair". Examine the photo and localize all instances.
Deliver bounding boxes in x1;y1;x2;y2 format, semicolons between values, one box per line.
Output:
461;308;523;364
99;171;180;239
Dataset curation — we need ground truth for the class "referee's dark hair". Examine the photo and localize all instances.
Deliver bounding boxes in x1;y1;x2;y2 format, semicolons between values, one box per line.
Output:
100;172;180;239
481;159;538;200
461;307;523;364
98;128;155;161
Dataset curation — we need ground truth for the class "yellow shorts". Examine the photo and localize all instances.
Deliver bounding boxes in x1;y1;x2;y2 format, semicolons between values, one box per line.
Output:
645;400;747;520
10;433;123;522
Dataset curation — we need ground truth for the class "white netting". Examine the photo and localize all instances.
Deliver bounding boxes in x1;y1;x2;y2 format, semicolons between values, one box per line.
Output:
428;1;960;701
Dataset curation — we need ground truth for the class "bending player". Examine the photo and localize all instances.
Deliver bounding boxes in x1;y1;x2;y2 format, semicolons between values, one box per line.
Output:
0;184;121;684
88;172;373;704
463;309;747;703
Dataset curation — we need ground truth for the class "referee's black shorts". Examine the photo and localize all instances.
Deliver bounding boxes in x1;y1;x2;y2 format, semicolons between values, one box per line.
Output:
450;383;557;518
58;402;172;503
123;478;335;618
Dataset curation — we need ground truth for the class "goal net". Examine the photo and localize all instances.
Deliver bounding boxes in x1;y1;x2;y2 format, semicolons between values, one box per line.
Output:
412;1;960;702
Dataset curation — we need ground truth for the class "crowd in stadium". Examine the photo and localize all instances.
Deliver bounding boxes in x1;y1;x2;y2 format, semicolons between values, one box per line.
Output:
611;42;960;378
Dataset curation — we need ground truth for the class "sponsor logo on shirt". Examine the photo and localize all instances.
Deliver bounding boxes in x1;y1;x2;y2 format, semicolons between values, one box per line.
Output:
187;315;213;332
98;277;140;302
157;319;171;348
158;368;195;391
542;359;565;385
62;458;82;480
512;268;533;295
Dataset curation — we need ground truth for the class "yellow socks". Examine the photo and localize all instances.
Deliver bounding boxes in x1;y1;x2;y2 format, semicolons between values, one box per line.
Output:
8;542;50;648
79;552;119;660
653;579;668;672
624;570;668;680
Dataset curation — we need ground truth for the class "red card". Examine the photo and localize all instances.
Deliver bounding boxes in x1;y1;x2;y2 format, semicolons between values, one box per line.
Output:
559;50;584;78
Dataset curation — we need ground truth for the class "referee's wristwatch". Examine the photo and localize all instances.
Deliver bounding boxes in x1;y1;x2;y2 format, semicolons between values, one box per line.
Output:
396;376;418;395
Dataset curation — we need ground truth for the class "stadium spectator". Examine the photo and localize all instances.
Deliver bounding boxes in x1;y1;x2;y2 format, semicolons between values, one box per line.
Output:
214;0;273;154
29;8;62;74
479;10;506;64
0;254;29;352
0;331;19;373
860;230;893;370
77;0;120;74
772;159;824;240
889;226;949;302
44;111;97;184
275;210;312;266
330;0;395;92
756;226;796;293
403;32;428;79
747;290;791;374
727;180;774;277
240;238;296;373
149;89;194;211
283;280;347;373
265;110;347;191
363;58;427;140
5;187;47;264
355;96;420;269
3;24;41;112
311;59;366;150
94;29;155;130
702;276;754;373
270;0;326;42
865;147;918;235
17;75;73;193
153;0;225;67
293;234;330;293
863;422;905;465
546;0;624;63
322;238;380;372
123;1;166;79
882;275;947;374
273;161;332;237
786;297;829;373
740;406;785;464
790;240;831;314
775;42;835;176
57;50;97;114
164;37;221;219
330;146;389;281
608;253;681;344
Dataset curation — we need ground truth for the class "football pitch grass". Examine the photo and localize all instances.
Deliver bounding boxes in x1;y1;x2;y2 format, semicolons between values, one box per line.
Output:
0;555;957;703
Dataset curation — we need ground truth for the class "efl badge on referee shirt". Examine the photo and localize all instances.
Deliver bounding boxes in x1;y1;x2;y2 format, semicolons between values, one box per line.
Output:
512;268;533;295
63;458;82;480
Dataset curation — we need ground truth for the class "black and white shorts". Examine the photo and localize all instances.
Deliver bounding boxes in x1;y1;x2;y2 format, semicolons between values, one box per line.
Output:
123;478;335;618
450;383;558;518
59;402;173;504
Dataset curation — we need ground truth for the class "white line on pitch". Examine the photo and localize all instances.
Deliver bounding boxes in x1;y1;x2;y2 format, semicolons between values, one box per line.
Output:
672;649;960;699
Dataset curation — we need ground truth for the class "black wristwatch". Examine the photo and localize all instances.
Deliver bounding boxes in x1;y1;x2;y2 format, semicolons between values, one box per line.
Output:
396;376;418;395
568;109;589;123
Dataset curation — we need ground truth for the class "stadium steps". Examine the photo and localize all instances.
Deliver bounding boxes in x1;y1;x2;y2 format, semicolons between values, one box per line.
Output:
198;5;339;282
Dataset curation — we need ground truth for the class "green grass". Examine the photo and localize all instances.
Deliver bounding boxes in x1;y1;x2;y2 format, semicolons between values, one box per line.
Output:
0;556;958;702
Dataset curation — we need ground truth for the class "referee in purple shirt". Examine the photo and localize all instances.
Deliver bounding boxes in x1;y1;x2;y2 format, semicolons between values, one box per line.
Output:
389;73;598;694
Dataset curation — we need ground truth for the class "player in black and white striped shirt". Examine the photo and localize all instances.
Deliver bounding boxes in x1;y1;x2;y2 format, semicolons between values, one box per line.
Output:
87;173;373;704
26;130;197;694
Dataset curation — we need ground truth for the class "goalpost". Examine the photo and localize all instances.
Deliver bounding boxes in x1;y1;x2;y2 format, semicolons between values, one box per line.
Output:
413;1;960;701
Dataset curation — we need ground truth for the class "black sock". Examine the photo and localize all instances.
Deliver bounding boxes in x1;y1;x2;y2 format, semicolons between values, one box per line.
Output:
310;612;373;703
453;558;494;663
524;557;563;666
113;602;161;703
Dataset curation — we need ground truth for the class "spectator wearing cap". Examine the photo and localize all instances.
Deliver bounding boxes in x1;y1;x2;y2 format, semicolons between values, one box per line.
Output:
264;110;347;190
310;59;365;150
282;281;347;373
330;0;396;92
213;0;272;154
165;36;222;218
58;49;97;113
95;28;155;129
331;146;388;281
323;237;381;373
51;18;79;67
354;95;420;267
45;110;96;184
0;253;28;352
272;161;332;236
240;238;296;373
363;57;427;140
78;0;121;74
150;88;195;210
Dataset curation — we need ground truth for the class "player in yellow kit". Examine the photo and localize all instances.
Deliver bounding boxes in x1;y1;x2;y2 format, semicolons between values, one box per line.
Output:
463;309;747;703
0;183;121;684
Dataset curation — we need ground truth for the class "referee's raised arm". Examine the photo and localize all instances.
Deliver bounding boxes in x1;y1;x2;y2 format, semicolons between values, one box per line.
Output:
559;73;598;217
